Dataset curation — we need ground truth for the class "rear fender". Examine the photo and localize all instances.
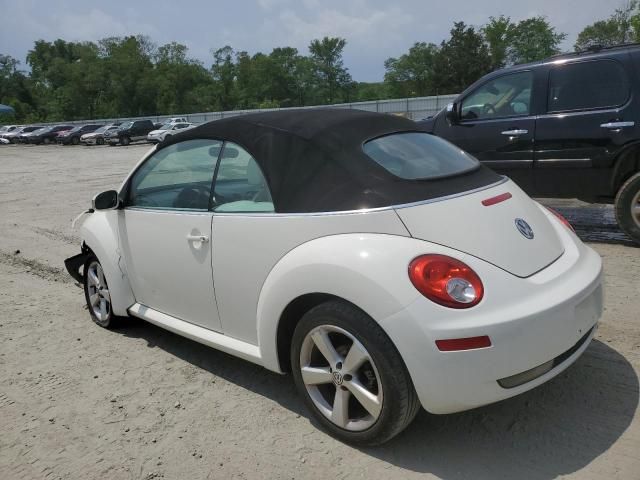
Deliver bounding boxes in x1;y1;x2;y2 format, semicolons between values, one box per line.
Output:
79;210;135;316
256;233;462;373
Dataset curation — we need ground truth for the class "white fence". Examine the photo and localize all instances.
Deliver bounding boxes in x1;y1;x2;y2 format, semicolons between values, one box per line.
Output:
53;94;458;127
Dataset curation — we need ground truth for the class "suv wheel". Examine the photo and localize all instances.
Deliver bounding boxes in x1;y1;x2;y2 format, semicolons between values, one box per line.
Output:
72;136;80;145
291;300;420;446
615;171;640;244
120;136;131;146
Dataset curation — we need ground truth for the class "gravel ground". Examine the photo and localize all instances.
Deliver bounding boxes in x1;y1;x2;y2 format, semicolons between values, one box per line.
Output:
0;144;639;480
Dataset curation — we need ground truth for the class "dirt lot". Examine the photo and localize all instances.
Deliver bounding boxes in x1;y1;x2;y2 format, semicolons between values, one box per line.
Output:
0;144;639;480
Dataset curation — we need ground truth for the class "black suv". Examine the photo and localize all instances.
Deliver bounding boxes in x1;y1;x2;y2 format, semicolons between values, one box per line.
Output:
106;120;155;146
418;43;640;243
57;124;103;145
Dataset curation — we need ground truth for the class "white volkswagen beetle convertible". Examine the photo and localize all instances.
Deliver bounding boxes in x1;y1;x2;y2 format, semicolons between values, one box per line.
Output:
65;109;603;445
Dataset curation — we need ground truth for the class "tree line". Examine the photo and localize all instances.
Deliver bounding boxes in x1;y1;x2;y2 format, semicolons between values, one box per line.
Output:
0;2;636;123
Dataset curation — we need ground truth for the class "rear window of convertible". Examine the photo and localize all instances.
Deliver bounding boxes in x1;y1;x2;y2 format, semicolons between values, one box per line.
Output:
363;132;479;180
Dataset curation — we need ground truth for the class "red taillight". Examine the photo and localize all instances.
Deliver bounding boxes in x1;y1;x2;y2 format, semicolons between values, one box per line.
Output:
408;254;484;308
436;336;492;351
546;207;575;232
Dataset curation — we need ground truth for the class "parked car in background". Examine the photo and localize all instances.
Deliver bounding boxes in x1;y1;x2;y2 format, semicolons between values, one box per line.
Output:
0;137;8;145
81;124;121;145
2;126;43;143
18;127;47;143
106;120;155;146
57;124;103;145
163;117;188;124
417;43;640;244
66;109;602;446
27;125;73;144
147;122;194;143
0;125;22;137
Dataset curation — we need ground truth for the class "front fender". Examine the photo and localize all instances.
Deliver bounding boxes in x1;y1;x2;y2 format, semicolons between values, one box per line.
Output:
79;210;135;316
256;233;453;372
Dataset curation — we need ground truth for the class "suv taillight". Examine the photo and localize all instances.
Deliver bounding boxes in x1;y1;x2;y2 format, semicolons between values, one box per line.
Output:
409;254;484;308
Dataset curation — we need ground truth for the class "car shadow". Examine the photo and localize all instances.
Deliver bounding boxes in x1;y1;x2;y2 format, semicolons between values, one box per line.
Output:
118;320;638;479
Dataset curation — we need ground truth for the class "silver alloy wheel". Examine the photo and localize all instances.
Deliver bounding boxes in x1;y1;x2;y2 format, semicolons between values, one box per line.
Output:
299;325;383;431
86;261;111;322
632;189;640;228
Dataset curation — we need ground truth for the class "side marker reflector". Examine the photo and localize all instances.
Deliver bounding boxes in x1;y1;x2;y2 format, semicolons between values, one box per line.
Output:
436;336;492;351
482;192;512;206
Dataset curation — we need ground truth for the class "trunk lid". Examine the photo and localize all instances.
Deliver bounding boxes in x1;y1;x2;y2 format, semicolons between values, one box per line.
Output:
395;180;564;277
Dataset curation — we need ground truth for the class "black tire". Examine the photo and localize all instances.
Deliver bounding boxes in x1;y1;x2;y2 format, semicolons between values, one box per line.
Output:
83;254;119;329
97;138;104;145
615;171;640;244
43;137;50;145
72;136;80;145
10;138;17;144
120;136;131;146
291;300;420;446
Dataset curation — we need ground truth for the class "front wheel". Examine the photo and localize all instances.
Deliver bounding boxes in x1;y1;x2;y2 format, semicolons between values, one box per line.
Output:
291;300;420;446
615;172;640;244
120;136;131;146
83;256;117;328
96;137;104;145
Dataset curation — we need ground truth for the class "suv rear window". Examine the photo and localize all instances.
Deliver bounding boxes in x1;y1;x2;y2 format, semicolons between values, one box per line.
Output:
548;60;630;112
363;132;479;180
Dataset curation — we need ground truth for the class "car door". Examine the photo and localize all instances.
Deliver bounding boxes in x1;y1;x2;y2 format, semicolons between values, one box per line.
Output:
210;142;275;343
434;70;537;192
119;138;223;331
534;57;636;198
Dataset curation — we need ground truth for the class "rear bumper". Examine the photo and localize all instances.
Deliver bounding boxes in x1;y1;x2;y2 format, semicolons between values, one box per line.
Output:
380;218;603;414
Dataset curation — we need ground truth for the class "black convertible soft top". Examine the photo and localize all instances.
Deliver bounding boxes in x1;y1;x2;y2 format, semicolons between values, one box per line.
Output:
162;108;502;213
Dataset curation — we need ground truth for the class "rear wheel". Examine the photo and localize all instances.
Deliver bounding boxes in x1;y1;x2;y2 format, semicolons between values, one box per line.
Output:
96;137;104;145
43;137;51;145
72;136;80;145
615;171;640;244
83;256;117;328
120;136;131;146
291;300;420;446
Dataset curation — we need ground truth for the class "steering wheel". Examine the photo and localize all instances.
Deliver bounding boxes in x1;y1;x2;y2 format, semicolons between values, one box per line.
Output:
173;186;210;209
482;103;497;115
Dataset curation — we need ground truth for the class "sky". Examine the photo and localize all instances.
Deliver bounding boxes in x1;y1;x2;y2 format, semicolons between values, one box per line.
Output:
0;0;622;82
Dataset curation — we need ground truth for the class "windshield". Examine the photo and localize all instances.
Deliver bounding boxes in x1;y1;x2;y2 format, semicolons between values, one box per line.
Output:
119;121;133;130
159;123;173;130
363;132;479;180
34;127;52;134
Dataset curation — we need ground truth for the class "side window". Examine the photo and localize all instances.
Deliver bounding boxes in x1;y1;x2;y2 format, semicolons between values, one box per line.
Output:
128;139;222;210
461;71;533;121
213;142;274;213
548;60;630;112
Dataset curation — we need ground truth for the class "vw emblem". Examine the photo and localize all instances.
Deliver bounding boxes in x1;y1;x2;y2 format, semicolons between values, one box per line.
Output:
515;218;534;239
332;371;344;386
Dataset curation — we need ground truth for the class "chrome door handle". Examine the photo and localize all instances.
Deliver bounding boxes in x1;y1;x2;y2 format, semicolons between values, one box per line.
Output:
601;121;634;129
501;129;528;135
186;234;209;243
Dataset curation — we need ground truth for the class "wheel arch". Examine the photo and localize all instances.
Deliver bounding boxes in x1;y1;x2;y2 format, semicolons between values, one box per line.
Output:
79;211;135;316
255;234;424;374
612;141;640;193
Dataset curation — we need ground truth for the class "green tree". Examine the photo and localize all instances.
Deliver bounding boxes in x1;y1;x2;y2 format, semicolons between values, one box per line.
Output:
482;15;513;69
384;42;439;97
308;37;352;103
211;46;236;110
508;17;566;64
432;22;492;94
575;1;639;50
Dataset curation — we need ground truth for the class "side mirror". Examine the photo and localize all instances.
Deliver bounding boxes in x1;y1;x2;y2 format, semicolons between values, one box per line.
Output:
92;190;119;210
445;102;460;124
